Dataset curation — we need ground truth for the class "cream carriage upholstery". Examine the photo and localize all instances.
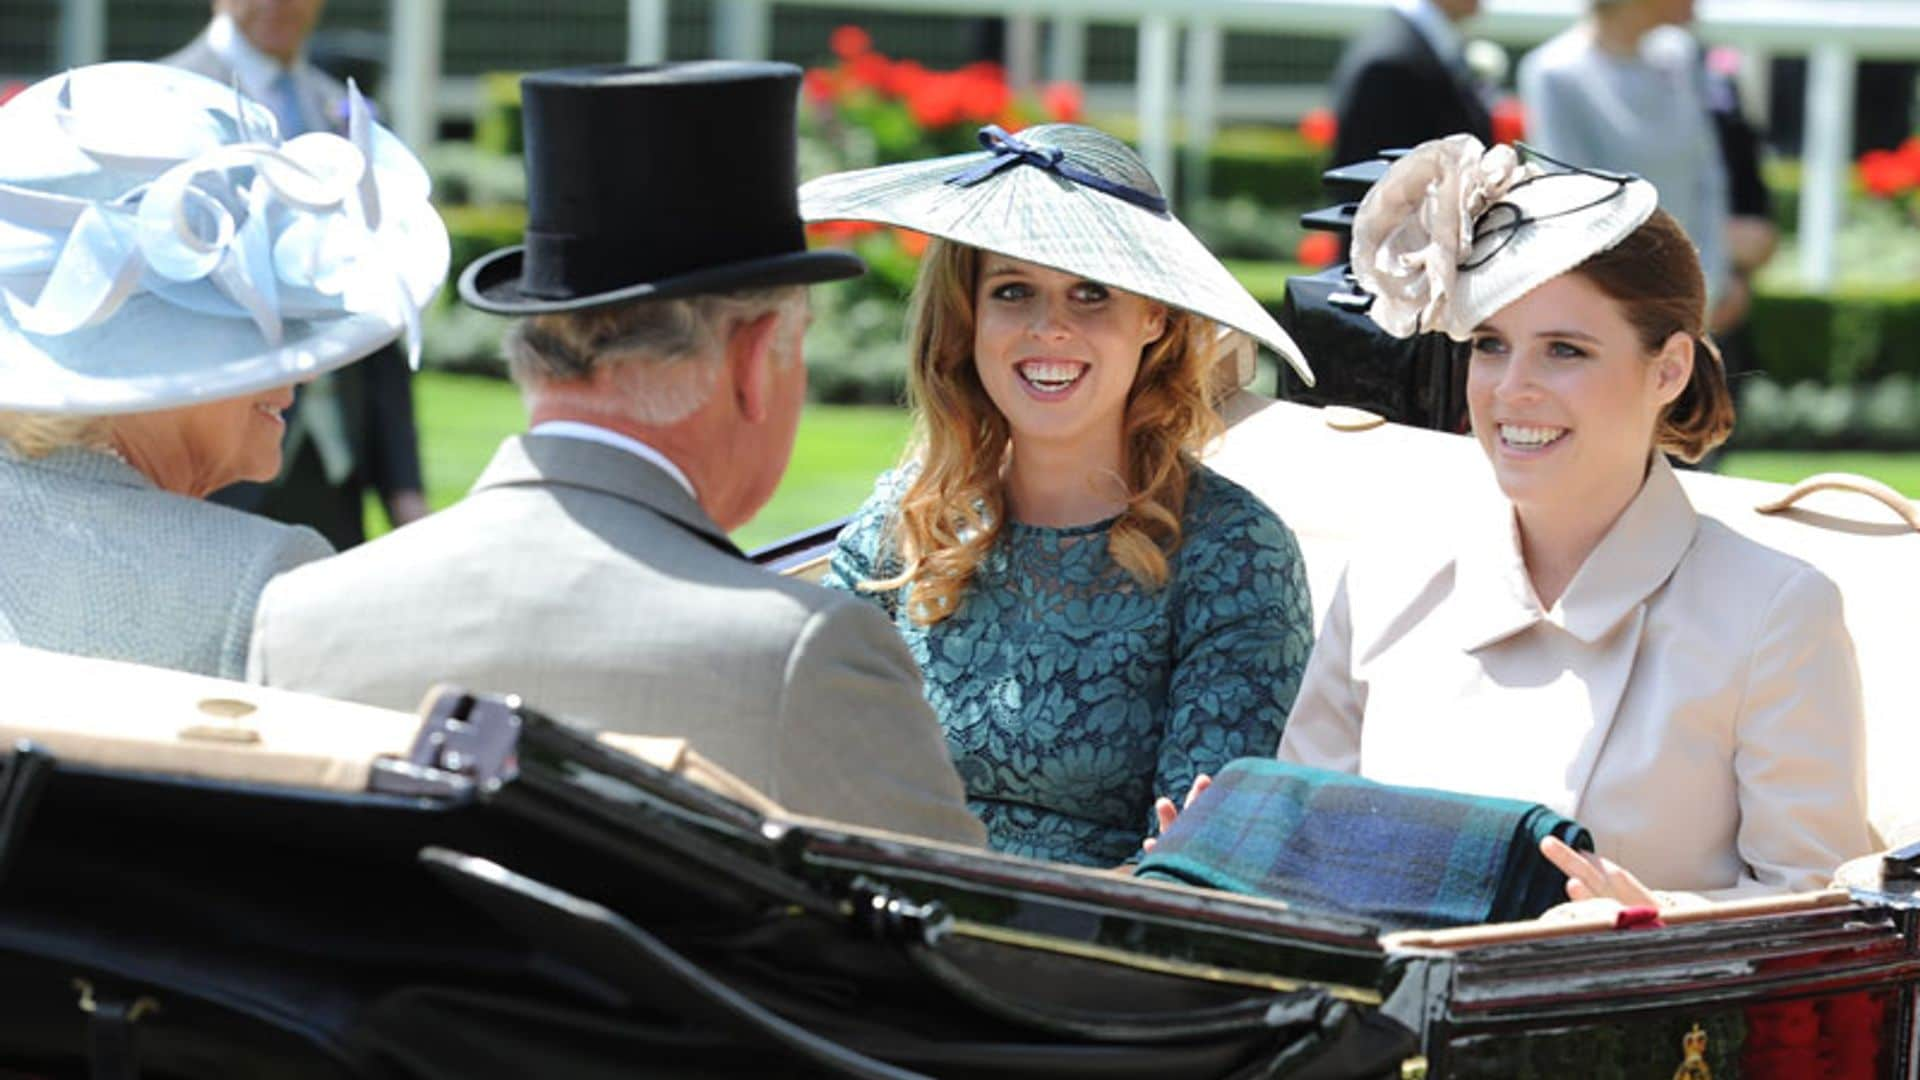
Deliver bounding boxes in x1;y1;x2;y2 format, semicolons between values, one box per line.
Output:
1205;394;1920;849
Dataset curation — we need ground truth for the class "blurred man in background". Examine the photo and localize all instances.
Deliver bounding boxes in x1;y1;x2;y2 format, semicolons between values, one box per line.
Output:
164;0;429;548
1330;0;1492;167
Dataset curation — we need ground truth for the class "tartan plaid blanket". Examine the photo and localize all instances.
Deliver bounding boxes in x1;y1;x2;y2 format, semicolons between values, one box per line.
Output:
1135;758;1594;930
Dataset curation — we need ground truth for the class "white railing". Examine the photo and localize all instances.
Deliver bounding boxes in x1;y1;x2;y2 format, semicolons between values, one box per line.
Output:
54;0;1920;290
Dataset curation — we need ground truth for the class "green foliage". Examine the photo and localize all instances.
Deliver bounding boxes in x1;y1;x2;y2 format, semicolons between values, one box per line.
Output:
1093;118;1331;207
425;141;526;206
1207;127;1329;206
474;71;524;156
1747;280;1920;386
1225;259;1311;307
438;203;527;300
390;373;913;550
1185;198;1308;262
1734;374;1920;450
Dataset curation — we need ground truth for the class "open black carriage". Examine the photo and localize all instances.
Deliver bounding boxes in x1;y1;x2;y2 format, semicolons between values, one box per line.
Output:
4;383;1919;1078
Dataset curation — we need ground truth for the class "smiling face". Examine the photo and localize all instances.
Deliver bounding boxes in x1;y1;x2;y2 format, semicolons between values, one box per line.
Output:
1466;272;1689;523
111;385;295;497
971;255;1166;464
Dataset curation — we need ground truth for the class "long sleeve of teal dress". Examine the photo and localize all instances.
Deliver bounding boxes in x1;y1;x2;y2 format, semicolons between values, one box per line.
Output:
823;464;1314;867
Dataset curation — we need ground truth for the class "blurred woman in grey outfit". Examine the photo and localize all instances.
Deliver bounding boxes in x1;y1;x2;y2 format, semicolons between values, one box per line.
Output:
1519;0;1735;328
0;62;447;677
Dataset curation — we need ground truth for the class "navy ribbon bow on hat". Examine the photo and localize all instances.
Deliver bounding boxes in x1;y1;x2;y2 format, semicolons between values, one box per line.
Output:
945;125;1169;214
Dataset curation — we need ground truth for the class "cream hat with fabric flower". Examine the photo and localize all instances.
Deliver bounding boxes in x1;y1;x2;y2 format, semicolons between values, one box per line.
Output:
0;62;449;415
1350;134;1658;342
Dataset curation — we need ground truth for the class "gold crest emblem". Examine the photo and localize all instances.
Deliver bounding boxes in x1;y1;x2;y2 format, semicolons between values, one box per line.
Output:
1671;1023;1711;1080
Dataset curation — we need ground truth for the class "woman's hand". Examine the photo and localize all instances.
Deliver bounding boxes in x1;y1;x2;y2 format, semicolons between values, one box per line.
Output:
1141;773;1211;854
1539;835;1659;908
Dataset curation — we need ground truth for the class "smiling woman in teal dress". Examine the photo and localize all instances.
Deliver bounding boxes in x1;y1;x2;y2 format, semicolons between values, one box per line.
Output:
803;125;1318;867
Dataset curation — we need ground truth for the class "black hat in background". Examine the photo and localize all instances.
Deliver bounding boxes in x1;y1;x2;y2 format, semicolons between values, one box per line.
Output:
459;61;862;315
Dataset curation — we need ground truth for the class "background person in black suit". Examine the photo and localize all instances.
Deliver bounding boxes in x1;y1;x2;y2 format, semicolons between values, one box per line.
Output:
1330;0;1493;168
163;0;429;548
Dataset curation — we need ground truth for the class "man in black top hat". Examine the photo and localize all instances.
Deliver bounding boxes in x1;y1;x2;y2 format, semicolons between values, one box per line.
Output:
1330;0;1493;168
248;62;984;846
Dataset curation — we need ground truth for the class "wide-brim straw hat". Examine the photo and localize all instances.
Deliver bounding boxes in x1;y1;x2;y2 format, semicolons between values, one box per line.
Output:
798;123;1313;386
1350;134;1658;342
0;62;449;415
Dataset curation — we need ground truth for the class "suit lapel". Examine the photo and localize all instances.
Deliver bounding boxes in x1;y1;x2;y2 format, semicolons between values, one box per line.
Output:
472;434;744;558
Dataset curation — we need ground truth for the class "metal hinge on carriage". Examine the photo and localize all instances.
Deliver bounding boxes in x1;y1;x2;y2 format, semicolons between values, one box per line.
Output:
369;689;524;798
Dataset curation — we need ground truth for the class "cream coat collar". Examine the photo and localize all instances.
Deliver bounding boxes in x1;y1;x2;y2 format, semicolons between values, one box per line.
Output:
1453;455;1698;652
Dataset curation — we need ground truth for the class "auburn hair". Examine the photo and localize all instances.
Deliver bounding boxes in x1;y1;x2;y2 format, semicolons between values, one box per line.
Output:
867;239;1224;625
1570;208;1736;462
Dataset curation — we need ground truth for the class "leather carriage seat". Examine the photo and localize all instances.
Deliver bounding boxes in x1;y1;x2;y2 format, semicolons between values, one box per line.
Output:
1206;393;1920;852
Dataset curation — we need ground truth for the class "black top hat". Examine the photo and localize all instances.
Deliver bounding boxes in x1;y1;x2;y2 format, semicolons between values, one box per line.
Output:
459;61;862;315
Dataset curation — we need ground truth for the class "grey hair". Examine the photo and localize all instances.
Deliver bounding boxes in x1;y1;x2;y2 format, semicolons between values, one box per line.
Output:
506;286;807;426
0;412;112;459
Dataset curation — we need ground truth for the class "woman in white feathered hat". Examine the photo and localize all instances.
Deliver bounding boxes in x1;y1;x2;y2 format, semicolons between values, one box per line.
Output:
0;62;448;678
1266;135;1872;908
802;124;1318;868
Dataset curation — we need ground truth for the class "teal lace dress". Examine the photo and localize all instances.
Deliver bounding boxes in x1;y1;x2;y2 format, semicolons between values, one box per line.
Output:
823;464;1315;867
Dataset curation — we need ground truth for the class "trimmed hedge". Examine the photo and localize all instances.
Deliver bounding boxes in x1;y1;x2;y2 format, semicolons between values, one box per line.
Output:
475;72;524;156
1736;375;1920;450
439;202;527;308
1744;282;1920;385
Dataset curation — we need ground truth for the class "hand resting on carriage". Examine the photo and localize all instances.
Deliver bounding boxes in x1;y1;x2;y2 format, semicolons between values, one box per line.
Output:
1141;773;1211;854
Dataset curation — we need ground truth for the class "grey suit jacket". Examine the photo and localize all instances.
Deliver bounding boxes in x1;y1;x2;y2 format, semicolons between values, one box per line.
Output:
249;435;984;846
0;450;331;678
161;31;346;137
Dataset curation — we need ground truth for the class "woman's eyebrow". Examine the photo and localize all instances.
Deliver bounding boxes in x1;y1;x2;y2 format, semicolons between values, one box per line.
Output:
1533;329;1604;343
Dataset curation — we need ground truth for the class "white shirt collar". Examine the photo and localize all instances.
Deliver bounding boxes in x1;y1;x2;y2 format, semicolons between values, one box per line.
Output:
528;420;698;501
1395;0;1465;65
206;13;301;99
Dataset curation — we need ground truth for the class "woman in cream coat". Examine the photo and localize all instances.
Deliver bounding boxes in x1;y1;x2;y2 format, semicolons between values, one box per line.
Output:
1275;136;1872;906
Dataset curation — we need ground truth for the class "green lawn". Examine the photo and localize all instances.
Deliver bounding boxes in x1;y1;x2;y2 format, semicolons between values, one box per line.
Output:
385;372;913;551
380;372;1920;550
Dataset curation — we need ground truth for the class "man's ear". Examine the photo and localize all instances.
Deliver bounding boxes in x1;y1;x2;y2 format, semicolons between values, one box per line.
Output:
727;311;783;423
1653;331;1694;408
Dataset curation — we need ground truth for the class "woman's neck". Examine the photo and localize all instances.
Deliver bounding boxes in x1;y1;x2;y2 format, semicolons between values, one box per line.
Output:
1002;429;1128;528
108;417;203;497
1589;5;1658;57
1513;460;1651;610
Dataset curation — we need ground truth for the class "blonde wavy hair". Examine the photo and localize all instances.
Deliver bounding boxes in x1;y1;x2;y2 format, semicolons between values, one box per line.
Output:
868;239;1225;625
0;412;111;459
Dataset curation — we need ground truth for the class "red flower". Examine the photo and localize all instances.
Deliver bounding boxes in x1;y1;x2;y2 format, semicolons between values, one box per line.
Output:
830;25;871;62
802;68;837;106
885;59;929;99
1859;149;1916;198
1042;81;1084;123
1898;135;1920;176
1299;107;1337;150
1296;231;1343;269
958;70;1011;124
806;220;882;246
892;228;930;257
1492;97;1527;146
847;51;891;92
907;74;964;128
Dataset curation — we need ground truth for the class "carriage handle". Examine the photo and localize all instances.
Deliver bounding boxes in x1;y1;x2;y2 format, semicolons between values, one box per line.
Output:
1754;472;1920;533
